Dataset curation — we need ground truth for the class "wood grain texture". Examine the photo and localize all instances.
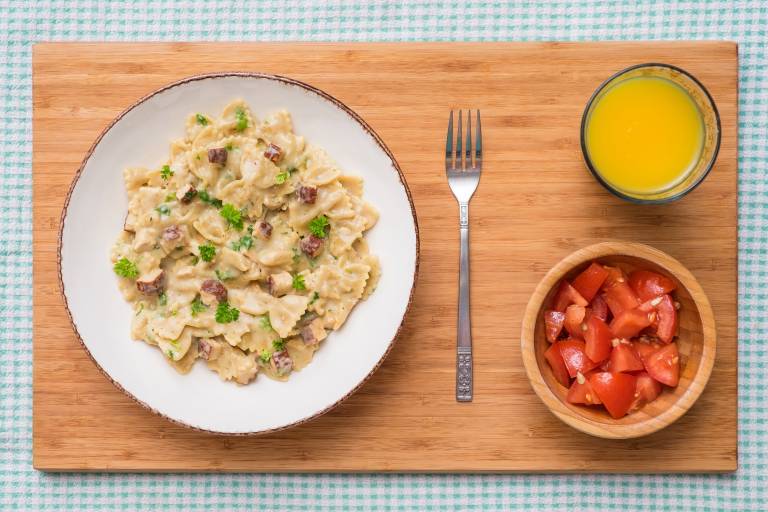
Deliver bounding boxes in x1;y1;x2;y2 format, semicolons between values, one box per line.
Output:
32;42;738;472
521;242;717;439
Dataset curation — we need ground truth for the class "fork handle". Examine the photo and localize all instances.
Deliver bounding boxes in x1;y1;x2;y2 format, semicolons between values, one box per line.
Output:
456;202;473;402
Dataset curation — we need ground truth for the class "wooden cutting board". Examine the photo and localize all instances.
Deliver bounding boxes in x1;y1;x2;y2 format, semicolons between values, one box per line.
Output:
32;42;738;472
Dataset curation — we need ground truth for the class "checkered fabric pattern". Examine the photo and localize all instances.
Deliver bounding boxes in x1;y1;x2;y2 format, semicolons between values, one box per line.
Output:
1;1;766;510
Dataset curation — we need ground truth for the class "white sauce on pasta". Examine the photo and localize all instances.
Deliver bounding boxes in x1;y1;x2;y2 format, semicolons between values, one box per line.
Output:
110;100;380;385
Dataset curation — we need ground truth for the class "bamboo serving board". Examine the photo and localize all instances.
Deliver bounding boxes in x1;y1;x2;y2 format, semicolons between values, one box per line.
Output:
33;42;738;472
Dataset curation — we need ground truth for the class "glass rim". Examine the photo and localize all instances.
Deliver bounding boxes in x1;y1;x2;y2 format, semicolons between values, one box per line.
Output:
579;62;722;204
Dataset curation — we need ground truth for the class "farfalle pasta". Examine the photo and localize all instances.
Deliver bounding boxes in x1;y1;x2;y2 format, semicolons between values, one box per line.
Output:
110;100;380;385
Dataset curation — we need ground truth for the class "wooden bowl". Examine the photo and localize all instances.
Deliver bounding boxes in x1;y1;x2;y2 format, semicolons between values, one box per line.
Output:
520;241;716;439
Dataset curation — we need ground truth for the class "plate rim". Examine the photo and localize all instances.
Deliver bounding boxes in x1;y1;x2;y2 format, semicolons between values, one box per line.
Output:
56;71;420;435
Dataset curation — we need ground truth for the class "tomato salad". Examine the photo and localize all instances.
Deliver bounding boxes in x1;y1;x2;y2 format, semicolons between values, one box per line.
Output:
543;262;682;419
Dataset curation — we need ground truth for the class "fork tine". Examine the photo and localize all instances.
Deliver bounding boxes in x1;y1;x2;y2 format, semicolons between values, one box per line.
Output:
466;109;472;168
456;110;463;169
475;110;482;166
445;110;454;169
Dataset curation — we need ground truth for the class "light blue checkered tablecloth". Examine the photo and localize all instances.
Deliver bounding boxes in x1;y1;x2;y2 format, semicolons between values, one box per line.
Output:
1;1;766;510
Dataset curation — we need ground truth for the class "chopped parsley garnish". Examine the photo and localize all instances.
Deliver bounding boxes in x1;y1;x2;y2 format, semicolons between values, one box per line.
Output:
308;215;329;238
165;193;176;202
275;171;289;185
234;107;248;132
215;301;240;323
230;235;253;251
198;190;223;208
309;291;320;305
291;247;301;264
190;254;200;265
292;273;306;291
160;165;174;181
215;268;234;281
158;292;168;306
166;349;175;359
272;338;286;351
113;257;139;279
259;349;272;363
135;303;145;316
259;315;272;330
155;204;171;217
225;143;234;151
199;243;216;262
219;203;244;230
190;296;207;316
195;113;208;126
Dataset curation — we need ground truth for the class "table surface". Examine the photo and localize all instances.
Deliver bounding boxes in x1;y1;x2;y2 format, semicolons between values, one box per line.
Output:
3;1;767;510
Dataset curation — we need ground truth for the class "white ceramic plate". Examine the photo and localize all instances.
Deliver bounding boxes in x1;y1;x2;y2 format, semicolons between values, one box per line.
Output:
59;73;418;434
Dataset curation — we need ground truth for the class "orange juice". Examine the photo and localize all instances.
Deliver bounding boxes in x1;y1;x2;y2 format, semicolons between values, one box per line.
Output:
584;76;705;195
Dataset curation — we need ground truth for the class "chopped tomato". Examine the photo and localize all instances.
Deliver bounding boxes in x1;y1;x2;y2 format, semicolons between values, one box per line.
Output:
552;280;588;312
590;294;609;322
572;262;609;302
558;338;598;378
545;343;570;387
635;371;663;404
644;343;680;386
609;343;644;373
589;372;637;419
654;294;678;343
584;316;613;363
601;267;640;316
629;270;677;302
544;310;566;343
566;376;602;405
610;308;652;338
564;304;587;339
632;339;663;363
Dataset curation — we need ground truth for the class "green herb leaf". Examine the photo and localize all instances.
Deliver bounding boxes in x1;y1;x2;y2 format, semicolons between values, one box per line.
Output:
235;107;248;132
113;257;139;279
259;349;272;363
166;349;175;359
274;171;289;185
215;268;234;281
291;247;301;264
195;113;209;126
160;165;174;181
190;254;200;265
308;291;320;305
199;243;216;262
308;215;329;238
165;193;176;202
225;143;234;151
230;235;253;251
155;204;171;217
292;273;306;291
259;315;272;330
215;301;240;323
219;203;244;230
272;338;286;351
190;296;207;316
198;190;223;208
158;292;168;306
135;303;145;316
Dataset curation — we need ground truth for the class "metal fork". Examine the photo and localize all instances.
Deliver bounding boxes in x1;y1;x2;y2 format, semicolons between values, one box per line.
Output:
445;110;482;402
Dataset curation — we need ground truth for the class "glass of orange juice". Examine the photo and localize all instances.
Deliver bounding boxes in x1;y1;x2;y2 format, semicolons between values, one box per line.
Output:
581;63;720;203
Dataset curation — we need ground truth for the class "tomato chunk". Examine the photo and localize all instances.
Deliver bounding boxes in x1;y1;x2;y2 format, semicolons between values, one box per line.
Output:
589;372;638;419
602;267;640;316
610;308;652;338
609;343;644;373
545;343;571;387
644;343;680;386
552;280;588;312
633;339;663;364
635;371;663;404
544;310;566;343
629;270;677;302
572;262;609;302
566;376;602;405
590;293;609;322
654;294;678;343
584;316;613;363
558;339;598;378
564;304;587;339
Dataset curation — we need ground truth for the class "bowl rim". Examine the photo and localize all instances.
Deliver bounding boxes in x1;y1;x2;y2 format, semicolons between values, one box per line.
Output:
56;71;420;435
579;62;722;204
520;241;716;439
